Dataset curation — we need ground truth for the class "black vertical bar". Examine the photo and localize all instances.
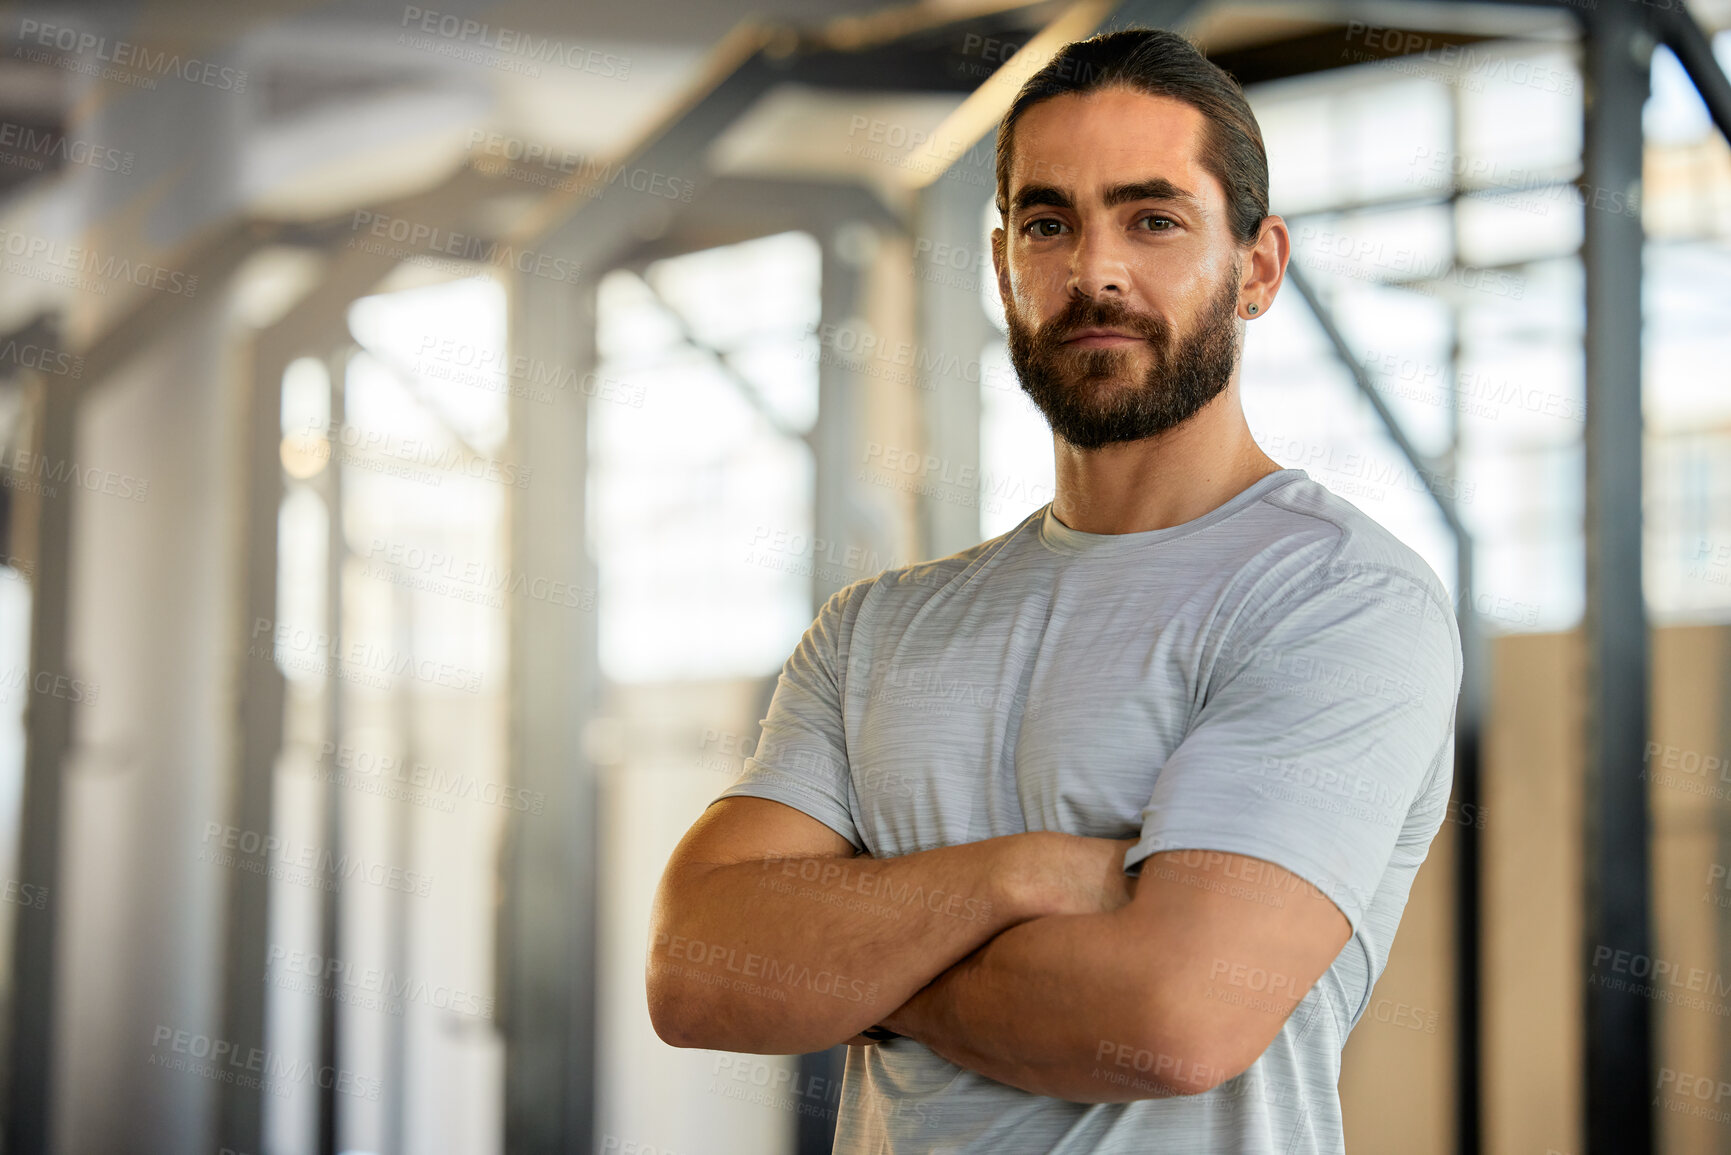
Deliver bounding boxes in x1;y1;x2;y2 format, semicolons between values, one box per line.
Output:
795;1046;847;1154
1581;3;1653;1152
1453;591;1483;1155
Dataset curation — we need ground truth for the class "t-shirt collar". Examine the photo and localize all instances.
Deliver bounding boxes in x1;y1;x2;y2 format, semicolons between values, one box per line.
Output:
1036;468;1308;555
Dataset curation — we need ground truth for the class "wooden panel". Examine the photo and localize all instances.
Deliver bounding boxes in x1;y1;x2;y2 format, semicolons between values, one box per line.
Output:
1482;629;1584;1155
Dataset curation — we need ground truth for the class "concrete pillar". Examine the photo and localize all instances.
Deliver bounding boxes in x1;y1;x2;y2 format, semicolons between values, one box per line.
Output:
21;30;249;1154
500;270;600;1155
913;167;993;558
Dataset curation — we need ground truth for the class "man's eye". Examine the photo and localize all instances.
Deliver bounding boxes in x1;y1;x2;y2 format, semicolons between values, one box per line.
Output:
1139;215;1176;231
1024;219;1066;238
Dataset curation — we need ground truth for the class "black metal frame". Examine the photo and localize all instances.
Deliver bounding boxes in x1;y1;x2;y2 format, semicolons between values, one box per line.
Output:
1580;3;1654;1150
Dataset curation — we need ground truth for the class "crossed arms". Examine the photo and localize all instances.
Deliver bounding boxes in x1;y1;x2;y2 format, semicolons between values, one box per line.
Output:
645;795;1351;1102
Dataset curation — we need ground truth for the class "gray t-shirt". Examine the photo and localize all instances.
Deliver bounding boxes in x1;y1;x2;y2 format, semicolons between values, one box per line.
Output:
714;468;1462;1154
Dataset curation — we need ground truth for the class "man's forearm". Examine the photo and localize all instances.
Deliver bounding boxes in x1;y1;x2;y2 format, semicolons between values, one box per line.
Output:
880;849;1346;1102
881;907;1203;1103
649;834;1036;1055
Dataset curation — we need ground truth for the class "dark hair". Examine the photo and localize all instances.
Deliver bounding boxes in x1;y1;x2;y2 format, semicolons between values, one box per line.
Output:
994;28;1269;246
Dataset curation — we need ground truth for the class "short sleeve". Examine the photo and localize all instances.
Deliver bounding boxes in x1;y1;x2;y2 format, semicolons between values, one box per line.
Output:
1123;562;1462;931
710;579;871;851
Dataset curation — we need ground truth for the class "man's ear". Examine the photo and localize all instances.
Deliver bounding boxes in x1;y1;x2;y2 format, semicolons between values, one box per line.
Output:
991;226;1010;310
1238;214;1290;318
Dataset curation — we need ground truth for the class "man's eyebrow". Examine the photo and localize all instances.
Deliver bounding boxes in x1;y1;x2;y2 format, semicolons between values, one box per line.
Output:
1008;178;1202;216
1010;183;1072;214
1103;178;1201;209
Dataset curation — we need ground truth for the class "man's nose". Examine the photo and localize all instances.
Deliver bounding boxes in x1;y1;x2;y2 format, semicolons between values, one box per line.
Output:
1067;225;1131;298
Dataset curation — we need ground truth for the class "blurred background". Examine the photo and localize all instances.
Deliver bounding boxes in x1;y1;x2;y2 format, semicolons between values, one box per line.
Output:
0;0;1725;1152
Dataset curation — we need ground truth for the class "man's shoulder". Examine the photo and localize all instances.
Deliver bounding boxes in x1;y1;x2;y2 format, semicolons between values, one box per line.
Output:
1250;474;1454;617
1236;478;1464;721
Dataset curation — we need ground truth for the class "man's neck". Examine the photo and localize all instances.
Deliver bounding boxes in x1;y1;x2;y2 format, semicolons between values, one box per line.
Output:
1047;392;1284;535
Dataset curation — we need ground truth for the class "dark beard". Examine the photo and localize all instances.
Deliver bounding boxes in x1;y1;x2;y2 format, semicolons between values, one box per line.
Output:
1005;269;1243;450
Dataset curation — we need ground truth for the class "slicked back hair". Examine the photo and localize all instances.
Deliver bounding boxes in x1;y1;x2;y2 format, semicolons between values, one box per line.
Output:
994;28;1269;246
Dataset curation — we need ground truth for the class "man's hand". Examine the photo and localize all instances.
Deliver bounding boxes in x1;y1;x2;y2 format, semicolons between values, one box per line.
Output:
1012;832;1139;918
848;833;1139;1048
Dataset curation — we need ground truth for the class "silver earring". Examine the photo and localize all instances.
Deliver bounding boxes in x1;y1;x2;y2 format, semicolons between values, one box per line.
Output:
1246;303;1258;314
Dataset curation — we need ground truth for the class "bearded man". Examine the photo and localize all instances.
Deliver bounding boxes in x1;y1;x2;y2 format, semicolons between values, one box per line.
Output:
648;26;1461;1155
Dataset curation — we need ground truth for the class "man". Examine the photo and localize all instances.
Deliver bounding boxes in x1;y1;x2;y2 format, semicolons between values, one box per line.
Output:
647;27;1460;1154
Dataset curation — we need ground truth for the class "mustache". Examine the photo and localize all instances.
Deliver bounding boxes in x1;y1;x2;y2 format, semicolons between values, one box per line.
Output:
1037;297;1169;347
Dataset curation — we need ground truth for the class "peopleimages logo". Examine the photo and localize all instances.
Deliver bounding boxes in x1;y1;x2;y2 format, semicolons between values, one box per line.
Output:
651;931;881;1003
199;821;434;898
15;19;250;92
399;7;630;79
346;211;582;285
0;226;198;298
0;121;133;174
266;945;493;1019
149;1025;379;1101
315;740;545;815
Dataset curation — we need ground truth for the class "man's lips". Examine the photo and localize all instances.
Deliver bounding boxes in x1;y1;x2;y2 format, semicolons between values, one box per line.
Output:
1062;327;1147;348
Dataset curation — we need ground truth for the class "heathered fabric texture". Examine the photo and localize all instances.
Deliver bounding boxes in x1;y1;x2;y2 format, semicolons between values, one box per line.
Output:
714;469;1462;1153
